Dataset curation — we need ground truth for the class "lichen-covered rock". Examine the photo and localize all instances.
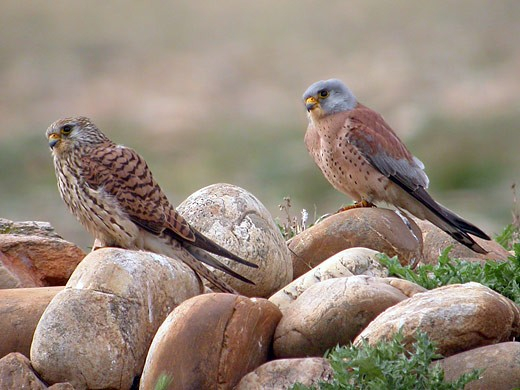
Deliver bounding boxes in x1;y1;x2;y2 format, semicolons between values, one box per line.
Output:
355;283;520;357
177;183;292;297
30;248;202;389
0;286;63;358
437;342;520;390
269;247;387;311
0;219;85;288
140;293;282;390
273;276;409;358
236;357;333;389
288;208;423;278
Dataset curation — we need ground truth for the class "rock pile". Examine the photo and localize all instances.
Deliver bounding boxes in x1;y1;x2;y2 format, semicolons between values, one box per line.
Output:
0;184;518;389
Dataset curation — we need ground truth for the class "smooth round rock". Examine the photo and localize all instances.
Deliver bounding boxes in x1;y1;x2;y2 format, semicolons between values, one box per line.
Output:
177;183;292;297
273;275;409;358
140;293;282;390
0;287;63;358
269;247;387;311
354;283;520;357
288;208;423;278
30;248;202;390
236;357;332;389
437;342;520;390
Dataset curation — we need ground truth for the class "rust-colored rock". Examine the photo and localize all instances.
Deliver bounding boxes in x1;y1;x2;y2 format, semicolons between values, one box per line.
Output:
0;352;47;390
288;208;423;278
178;183;292;297
0;223;85;288
31;248;202;390
355;283;520;357
437;342;520;390
140;293;282;390
236;357;333;389
415;219;510;264
0;286;63;358
274;276;408;358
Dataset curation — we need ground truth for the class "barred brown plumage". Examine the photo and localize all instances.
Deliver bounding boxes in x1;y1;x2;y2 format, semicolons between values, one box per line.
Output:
46;116;257;293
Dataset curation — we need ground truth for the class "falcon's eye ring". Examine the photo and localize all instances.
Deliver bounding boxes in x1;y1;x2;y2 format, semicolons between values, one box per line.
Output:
319;90;329;98
61;125;73;135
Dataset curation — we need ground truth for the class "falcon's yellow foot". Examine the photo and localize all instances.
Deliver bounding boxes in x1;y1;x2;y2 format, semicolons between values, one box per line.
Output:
337;200;376;213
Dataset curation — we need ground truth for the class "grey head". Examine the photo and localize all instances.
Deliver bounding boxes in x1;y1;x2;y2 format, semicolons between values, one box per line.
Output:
302;79;357;116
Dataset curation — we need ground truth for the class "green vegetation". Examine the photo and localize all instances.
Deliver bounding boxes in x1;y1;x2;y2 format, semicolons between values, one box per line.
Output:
292;331;481;390
378;242;520;305
154;373;173;390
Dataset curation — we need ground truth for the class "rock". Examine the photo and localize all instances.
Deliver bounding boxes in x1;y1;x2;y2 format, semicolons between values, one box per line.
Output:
0;286;63;358
383;277;427;297
0;218;63;238
273;276;409;358
437;342;520;390
355;283;520;357
288;208;423;278
31;248;202;390
0;223;85;288
236;357;333;389
0;352;47;390
140;293;282;390
269;247;387;311
177;183;292;297
415;219;510;264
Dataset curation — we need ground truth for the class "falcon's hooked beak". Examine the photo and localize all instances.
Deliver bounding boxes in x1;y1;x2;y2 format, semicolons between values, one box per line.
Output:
305;96;319;112
48;133;60;149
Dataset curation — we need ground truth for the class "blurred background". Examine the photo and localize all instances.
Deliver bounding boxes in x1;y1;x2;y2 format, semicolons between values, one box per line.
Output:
0;1;519;249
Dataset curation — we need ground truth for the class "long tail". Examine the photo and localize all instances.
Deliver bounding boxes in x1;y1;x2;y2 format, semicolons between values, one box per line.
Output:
407;187;490;254
189;229;258;268
185;245;255;285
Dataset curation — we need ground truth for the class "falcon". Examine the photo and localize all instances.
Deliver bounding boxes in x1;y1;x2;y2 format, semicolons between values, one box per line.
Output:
302;79;490;253
46;116;257;293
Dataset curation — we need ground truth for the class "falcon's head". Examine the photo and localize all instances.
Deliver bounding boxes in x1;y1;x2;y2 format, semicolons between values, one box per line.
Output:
302;79;357;120
46;116;109;155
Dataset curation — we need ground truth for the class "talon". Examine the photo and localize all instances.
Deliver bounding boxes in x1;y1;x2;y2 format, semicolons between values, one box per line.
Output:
337;200;376;213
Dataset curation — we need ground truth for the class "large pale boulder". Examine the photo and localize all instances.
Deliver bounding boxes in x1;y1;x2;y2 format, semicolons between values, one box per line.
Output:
273;276;409;358
177;183;292;297
30;248;202;389
236;358;332;389
355;283;520;357
269;247;387;311
288;208;423;278
0;286;62;358
140;293;282;390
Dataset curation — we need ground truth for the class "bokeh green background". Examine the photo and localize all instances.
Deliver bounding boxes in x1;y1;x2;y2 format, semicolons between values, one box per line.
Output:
1;1;518;249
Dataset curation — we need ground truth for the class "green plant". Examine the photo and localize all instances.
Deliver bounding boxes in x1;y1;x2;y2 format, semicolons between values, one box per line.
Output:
154;373;173;390
378;243;520;305
293;331;480;389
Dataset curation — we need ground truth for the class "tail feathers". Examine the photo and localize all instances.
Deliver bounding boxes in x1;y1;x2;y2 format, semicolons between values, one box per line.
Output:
174;248;240;293
426;204;489;254
186;244;255;285
190;229;258;268
397;185;491;254
440;206;490;240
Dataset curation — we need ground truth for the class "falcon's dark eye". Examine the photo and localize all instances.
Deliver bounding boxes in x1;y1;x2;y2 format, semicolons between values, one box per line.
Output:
61;125;73;135
319;90;330;98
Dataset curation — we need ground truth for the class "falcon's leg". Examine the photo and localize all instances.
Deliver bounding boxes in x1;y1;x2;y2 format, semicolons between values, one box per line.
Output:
337;200;376;213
